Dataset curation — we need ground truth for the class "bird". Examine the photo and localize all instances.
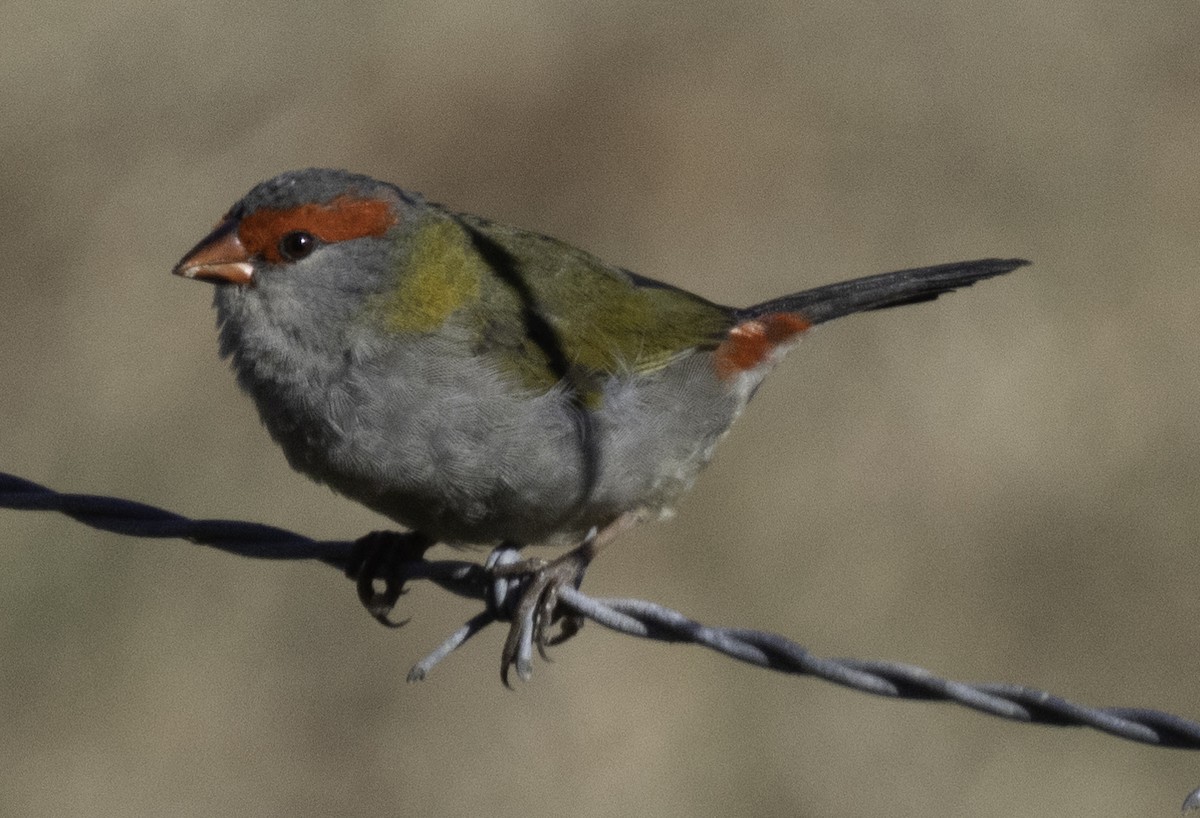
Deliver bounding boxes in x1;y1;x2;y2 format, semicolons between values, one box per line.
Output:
173;167;1026;679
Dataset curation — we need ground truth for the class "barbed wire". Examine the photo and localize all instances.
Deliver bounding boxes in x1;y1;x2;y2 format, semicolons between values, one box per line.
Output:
4;470;1200;785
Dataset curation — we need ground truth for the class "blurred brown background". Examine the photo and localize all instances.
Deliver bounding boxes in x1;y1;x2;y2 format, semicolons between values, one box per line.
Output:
2;1;1198;816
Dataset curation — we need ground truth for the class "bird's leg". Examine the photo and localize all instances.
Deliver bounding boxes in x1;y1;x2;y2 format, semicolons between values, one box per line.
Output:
345;530;434;627
493;530;596;685
493;515;636;684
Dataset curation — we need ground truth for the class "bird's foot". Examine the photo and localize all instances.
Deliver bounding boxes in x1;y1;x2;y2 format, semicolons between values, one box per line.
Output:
345;530;433;627
492;530;598;686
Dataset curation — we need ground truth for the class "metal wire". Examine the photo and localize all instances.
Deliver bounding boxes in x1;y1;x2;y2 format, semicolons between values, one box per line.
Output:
4;470;1200;759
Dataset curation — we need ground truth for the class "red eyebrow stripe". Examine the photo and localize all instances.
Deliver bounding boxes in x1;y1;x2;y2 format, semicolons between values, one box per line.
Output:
714;312;811;378
237;194;398;263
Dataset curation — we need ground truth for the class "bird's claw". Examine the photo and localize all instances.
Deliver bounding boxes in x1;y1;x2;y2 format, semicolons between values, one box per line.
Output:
493;539;594;686
345;530;432;627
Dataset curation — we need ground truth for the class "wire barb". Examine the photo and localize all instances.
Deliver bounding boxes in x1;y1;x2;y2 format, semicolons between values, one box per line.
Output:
4;469;1200;765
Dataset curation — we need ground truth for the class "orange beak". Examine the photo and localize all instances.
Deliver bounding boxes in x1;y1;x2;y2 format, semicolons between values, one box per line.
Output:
172;219;255;285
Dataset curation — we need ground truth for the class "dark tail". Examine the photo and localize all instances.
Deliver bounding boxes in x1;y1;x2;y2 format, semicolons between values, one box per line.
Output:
739;258;1028;326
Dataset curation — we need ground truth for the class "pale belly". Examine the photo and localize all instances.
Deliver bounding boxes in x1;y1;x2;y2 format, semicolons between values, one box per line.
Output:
254;344;746;546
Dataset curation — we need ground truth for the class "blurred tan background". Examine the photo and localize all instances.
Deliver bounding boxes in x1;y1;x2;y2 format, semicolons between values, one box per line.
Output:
2;1;1198;816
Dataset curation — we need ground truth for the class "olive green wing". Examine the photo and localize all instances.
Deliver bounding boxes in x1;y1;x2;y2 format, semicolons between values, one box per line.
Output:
456;214;734;391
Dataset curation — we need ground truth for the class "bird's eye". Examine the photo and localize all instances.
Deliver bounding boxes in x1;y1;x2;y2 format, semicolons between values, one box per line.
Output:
277;231;318;262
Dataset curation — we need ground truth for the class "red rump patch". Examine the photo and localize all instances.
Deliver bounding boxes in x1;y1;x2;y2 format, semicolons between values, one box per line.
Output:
238;195;398;263
715;312;811;378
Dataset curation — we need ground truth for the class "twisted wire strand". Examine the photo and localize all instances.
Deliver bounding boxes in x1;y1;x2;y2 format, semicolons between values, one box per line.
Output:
4;470;1200;756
